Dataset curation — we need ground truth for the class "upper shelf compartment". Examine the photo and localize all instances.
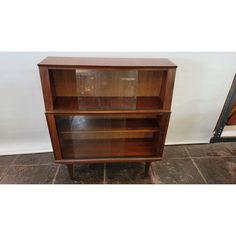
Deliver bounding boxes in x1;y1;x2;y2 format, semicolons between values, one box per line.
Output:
47;68;168;112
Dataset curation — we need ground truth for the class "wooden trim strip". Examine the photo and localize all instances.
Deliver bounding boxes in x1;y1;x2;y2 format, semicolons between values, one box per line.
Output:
55;157;161;164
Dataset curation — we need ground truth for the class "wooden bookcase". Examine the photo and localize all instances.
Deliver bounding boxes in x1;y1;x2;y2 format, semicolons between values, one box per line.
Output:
38;57;177;179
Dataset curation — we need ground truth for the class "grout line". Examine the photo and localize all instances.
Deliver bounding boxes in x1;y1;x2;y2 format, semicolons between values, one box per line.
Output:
103;163;106;184
0;166;11;183
52;165;60;184
182;146;192;159
0;159;20;183
10;155;20;166
191;158;208;184
0;156;20;183
165;157;193;160
183;146;208;184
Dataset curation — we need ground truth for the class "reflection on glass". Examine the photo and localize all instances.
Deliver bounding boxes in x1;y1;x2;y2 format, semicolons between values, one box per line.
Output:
76;69;138;110
56;114;160;159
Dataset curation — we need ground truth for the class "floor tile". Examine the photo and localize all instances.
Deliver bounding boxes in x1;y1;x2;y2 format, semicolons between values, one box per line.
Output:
1;143;236;184
224;142;236;156
106;163;153;184
194;157;236;184
0;155;18;166
0;165;57;184
13;152;54;165
0;166;8;181
152;159;205;184
163;145;190;159
54;164;104;184
185;143;233;158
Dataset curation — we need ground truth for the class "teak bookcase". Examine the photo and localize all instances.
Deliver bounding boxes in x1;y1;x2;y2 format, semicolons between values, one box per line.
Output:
38;57;177;179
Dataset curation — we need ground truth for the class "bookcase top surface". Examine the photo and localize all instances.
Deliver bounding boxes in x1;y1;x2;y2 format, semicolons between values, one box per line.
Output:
38;57;177;68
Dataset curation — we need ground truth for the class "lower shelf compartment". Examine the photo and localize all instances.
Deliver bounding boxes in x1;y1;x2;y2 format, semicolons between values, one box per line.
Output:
61;138;155;159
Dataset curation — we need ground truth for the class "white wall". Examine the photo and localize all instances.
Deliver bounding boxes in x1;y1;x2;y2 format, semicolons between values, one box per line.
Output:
0;52;236;155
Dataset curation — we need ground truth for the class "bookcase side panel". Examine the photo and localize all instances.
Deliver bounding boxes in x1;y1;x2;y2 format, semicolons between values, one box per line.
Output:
39;66;55;110
154;112;171;157
161;68;176;110
46;114;62;160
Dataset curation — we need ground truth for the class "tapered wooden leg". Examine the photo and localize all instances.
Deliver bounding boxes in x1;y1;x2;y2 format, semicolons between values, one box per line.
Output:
67;164;74;180
145;162;151;177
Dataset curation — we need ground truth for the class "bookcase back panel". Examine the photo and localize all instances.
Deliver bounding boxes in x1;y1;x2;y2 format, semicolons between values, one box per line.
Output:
138;70;165;96
50;69;77;96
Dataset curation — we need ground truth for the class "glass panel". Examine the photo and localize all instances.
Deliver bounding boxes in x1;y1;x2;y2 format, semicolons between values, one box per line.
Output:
76;69;138;110
50;69;166;111
56;114;159;159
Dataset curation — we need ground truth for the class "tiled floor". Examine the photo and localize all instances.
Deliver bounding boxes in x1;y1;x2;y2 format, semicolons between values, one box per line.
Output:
0;143;236;184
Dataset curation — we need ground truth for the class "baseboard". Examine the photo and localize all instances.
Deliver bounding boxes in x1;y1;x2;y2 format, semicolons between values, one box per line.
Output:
0;149;53;156
165;141;209;146
0;143;53;156
0;140;210;156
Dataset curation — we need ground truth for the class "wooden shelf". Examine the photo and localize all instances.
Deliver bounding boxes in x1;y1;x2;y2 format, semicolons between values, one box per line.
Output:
61;138;155;159
54;96;163;112
58;118;159;133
